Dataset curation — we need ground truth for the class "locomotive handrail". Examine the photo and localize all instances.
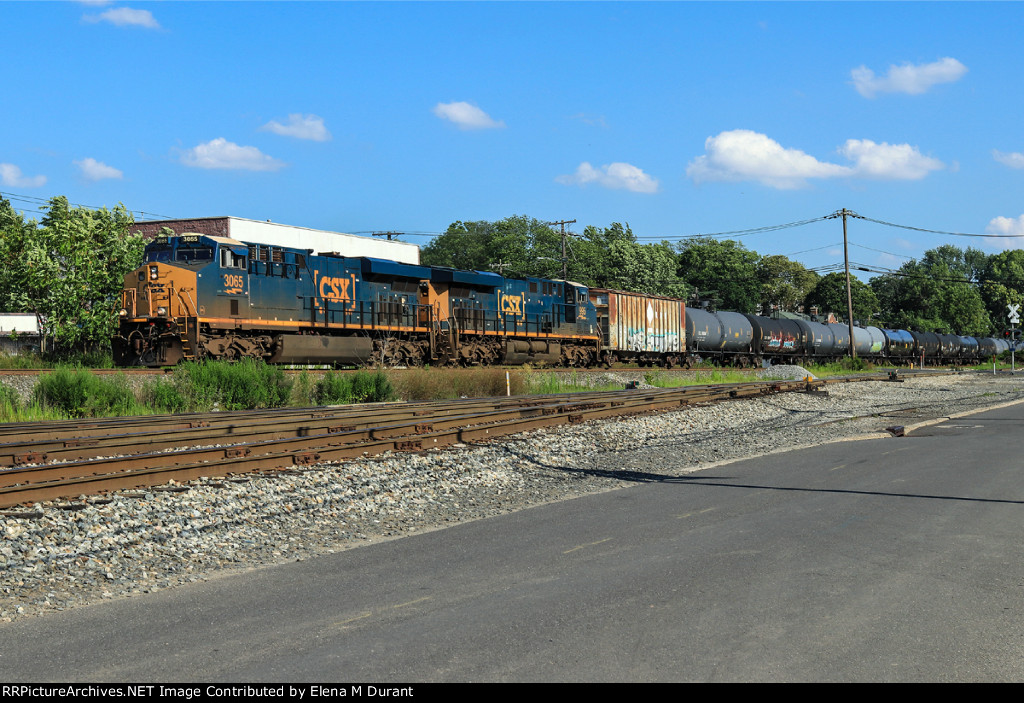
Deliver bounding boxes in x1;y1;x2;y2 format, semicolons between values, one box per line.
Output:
177;288;198;317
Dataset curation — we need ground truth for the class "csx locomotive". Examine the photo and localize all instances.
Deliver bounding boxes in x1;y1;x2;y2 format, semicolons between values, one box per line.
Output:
114;233;602;367
114;232;1007;369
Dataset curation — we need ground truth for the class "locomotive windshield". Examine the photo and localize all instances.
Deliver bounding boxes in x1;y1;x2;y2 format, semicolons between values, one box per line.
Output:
143;240;213;264
144;244;172;262
174;243;213;263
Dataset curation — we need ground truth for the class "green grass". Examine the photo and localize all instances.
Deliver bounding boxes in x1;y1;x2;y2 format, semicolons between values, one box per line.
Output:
0;350;115;369
644;369;755;387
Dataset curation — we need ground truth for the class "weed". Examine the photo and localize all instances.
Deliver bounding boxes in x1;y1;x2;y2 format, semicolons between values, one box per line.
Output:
315;370;396;405
32;367;144;417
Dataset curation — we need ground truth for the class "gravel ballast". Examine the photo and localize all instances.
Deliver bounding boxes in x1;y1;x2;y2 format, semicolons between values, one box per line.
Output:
2;371;1023;622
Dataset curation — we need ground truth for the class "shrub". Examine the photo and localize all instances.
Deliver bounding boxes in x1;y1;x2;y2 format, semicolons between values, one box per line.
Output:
32;368;142;417
315;370;395;405
170;359;292;411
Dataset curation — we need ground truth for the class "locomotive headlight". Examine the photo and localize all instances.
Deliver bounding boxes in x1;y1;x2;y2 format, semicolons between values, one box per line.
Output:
150;266;159;280
119;308;128;317
157;306;168;317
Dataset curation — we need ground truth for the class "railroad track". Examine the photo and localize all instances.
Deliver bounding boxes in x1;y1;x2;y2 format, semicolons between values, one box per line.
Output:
0;370;962;509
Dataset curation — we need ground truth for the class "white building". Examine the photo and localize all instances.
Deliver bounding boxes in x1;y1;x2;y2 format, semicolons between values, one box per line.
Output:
131;216;420;265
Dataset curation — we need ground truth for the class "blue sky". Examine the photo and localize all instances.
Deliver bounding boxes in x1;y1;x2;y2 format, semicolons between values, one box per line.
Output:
4;1;1024;279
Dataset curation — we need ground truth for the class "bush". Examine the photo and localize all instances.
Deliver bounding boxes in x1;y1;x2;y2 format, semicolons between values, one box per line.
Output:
0;383;19;414
315;370;395;405
142;380;191;414
169;359;292;411
32;367;142;417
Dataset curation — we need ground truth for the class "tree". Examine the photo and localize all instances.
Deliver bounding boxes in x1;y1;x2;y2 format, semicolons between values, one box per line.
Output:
421;215;553;279
980;249;1024;330
421;217;689;295
805;272;880;324
676;238;761;313
869;245;991;335
756;255;819;314
0;199;35;312
0;196;145;353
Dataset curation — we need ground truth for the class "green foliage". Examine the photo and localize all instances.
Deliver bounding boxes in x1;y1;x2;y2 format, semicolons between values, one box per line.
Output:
980;249;1024;330
168;359;292;411
315;370;395;404
806;272;880;324
870;245;991;335
0;196;145;353
806;358;875;376
421;215;549;278
0;383;19;412
677;238;761;313
141;380;191;414
32;368;143;418
421;216;688;295
0;350;114;369
289;370;317;406
757;255;819;314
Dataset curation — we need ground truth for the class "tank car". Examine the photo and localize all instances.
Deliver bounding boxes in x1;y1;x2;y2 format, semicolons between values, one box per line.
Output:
684;307;755;366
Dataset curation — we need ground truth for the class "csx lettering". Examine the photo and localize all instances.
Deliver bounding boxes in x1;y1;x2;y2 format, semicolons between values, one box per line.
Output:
319;276;352;303
222;274;244;290
499;293;524;316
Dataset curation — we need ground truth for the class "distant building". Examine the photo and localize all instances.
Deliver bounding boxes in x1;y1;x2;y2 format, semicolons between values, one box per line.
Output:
0;313;42;355
130;216;420;265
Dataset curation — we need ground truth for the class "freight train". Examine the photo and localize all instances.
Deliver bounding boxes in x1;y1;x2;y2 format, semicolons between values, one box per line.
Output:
113;232;1008;369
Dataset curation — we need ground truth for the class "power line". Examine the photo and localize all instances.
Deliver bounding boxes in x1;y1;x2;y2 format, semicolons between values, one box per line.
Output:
853;213;1024;239
849;242;915;260
639;215;831;241
0;190;174;221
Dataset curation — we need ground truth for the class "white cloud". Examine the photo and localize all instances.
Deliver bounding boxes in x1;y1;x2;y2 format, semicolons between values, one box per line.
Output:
993;150;1024;169
0;163;46;188
432;102;505;130
179;138;285;172
556;162;659;194
687;129;851;189
838;139;944;180
260;114;331;142
985;214;1024;251
74;157;123;182
83;7;160;29
687;130;944;189
569;113;609;129
851;57;967;98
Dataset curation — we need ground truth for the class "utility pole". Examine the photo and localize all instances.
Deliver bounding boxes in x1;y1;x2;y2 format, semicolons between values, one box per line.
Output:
490;260;512;276
372;231;402;241
547;219;576;280
827;209;858;359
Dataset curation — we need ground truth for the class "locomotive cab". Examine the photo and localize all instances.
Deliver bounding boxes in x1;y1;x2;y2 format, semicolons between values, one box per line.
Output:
114;233;231;365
